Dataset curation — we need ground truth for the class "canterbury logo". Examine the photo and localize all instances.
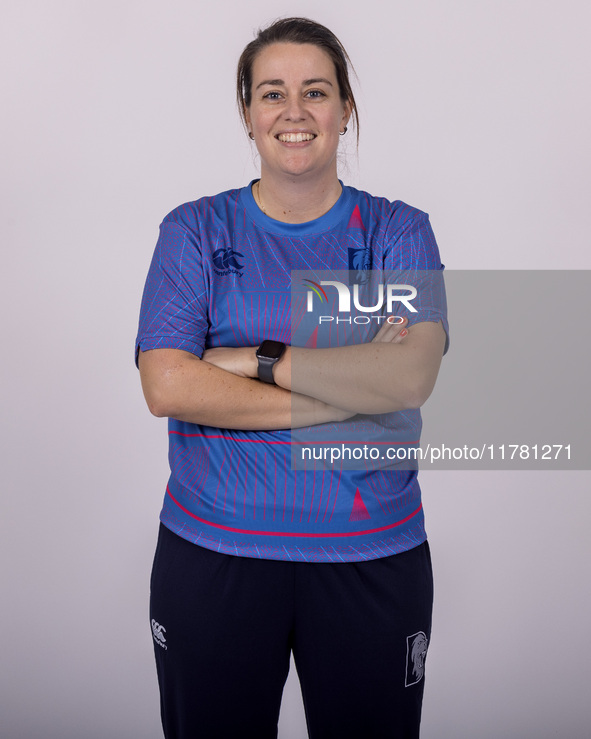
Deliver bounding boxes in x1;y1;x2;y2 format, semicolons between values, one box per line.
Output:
212;247;244;274
151;619;168;650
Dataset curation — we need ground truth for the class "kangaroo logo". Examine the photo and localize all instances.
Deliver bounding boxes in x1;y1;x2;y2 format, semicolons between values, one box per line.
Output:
151;619;168;650
212;247;244;276
405;631;428;687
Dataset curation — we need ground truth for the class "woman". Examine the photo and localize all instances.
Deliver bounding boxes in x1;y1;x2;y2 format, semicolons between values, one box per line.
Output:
136;17;448;739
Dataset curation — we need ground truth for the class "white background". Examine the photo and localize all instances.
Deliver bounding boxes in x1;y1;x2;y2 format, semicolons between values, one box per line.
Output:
1;1;590;737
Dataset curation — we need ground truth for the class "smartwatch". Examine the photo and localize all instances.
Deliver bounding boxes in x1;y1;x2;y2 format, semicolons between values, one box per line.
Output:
256;340;287;384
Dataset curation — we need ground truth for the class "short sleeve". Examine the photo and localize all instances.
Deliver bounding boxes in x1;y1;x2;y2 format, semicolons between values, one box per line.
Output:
135;220;209;365
384;211;449;354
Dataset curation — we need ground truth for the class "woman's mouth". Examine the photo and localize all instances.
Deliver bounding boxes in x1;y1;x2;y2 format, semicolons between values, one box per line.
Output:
276;133;316;143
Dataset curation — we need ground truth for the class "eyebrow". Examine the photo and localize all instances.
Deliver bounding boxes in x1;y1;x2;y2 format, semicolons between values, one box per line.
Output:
255;77;334;90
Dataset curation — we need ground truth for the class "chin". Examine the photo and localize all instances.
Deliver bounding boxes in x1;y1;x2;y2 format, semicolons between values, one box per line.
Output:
279;158;331;179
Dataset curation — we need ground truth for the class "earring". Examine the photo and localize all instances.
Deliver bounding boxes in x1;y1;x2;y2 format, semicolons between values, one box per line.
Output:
248;132;255;140
339;126;348;136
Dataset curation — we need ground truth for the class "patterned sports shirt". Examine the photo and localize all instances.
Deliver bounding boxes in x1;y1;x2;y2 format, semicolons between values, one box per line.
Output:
136;182;448;562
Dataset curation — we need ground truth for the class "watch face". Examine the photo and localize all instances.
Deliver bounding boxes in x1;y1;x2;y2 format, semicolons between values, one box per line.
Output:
257;340;286;359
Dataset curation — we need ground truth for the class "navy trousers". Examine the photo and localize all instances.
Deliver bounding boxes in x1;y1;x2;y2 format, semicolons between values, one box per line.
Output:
150;523;433;738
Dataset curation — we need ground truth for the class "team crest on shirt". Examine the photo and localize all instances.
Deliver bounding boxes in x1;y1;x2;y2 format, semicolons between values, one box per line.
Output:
212;247;245;277
347;246;371;284
405;631;428;687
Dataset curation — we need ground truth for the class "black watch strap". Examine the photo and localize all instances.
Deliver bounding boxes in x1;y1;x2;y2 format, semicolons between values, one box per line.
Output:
256;340;286;384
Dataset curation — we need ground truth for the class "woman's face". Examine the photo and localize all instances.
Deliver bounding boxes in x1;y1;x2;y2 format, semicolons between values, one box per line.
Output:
245;43;351;183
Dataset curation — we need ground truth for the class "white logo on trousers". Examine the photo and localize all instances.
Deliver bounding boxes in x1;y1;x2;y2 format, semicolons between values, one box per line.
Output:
151;619;168;650
405;631;428;687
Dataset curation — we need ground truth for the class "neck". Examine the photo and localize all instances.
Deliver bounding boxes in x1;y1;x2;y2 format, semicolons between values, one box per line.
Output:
255;169;342;223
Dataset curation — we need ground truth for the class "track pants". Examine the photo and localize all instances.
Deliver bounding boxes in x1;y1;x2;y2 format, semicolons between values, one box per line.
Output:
150;524;433;739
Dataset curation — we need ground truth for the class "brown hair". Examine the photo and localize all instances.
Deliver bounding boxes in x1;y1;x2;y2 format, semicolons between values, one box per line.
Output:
236;17;359;143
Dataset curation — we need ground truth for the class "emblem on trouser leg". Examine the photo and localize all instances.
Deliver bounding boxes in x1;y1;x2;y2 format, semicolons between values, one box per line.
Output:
405;631;428;687
151;619;168;650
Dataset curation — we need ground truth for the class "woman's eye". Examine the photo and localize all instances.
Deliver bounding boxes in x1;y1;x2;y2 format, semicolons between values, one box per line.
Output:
263;92;282;100
306;90;325;99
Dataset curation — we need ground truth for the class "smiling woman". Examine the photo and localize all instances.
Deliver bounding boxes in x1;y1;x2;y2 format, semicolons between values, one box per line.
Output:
244;43;350;214
136;16;447;739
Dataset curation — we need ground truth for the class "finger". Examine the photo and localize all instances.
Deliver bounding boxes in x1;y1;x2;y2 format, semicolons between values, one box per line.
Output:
374;316;408;343
391;327;409;344
375;315;405;339
372;315;407;343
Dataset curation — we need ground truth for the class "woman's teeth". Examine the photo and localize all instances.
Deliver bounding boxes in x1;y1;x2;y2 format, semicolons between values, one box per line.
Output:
277;133;316;143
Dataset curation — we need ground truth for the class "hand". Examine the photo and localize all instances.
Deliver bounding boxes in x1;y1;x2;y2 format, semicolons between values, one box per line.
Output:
371;315;409;344
201;346;258;378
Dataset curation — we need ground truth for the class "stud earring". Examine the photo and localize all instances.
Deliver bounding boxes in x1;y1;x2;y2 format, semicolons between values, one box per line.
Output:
248;132;255;140
339;126;348;136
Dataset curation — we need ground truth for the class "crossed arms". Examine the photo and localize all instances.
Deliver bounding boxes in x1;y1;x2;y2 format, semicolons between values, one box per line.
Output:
138;317;446;430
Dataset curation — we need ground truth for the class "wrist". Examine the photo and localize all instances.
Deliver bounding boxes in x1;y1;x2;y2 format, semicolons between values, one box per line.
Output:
249;347;259;378
256;340;287;384
271;345;290;388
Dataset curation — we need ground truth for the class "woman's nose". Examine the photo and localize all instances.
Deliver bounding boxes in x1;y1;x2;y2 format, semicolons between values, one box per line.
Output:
284;95;305;121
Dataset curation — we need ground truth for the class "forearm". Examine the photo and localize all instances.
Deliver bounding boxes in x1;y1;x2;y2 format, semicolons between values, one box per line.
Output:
200;320;446;415
138;348;349;430
274;322;446;414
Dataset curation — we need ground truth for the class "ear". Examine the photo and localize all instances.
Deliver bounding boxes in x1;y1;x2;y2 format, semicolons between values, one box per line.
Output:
243;104;252;131
341;98;353;130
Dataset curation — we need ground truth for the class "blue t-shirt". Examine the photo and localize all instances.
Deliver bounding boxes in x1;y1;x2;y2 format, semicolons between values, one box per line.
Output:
136;182;447;562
